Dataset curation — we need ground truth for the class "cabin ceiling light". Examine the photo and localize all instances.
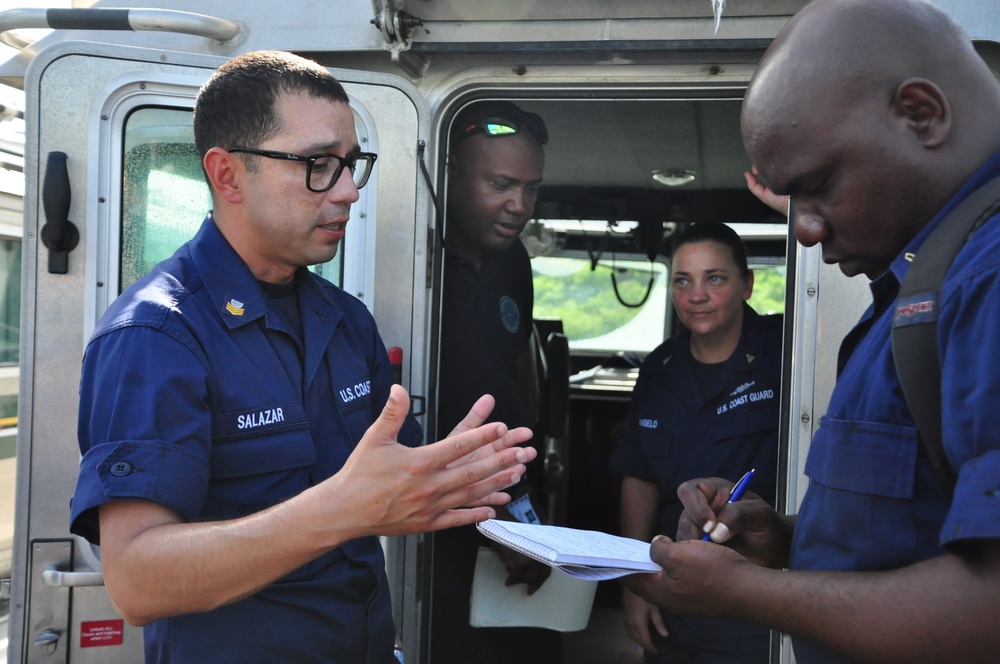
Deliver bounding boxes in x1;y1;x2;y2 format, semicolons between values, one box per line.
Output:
651;169;696;187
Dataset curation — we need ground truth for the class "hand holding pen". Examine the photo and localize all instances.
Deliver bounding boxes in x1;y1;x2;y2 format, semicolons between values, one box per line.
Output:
701;468;755;542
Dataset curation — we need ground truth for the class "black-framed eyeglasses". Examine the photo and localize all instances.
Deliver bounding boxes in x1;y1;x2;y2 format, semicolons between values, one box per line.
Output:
227;147;378;191
455;109;549;146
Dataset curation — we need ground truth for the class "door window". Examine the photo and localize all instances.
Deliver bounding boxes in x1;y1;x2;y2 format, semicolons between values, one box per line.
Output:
530;234;785;355
0;236;20;367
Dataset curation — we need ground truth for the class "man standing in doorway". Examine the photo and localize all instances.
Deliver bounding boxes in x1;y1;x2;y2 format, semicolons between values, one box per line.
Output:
432;101;561;664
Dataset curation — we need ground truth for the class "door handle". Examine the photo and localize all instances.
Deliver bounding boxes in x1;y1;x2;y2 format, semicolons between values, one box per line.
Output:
42;564;104;587
40;151;80;274
34;628;61;655
544;447;565;477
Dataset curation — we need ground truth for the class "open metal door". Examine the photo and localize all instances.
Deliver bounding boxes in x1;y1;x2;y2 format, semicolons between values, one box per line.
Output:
8;40;431;663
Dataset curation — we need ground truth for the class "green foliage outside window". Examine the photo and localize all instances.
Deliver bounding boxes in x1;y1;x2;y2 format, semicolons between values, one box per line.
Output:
748;265;787;316
533;264;648;340
532;256;785;354
532;257;669;352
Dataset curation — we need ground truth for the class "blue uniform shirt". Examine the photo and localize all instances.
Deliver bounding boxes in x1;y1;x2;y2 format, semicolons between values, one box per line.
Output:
790;151;1000;663
612;305;782;647
71;216;422;664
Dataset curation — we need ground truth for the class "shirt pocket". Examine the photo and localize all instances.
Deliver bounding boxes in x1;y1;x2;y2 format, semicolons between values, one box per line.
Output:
707;397;778;445
204;423;318;520
336;378;376;443
620;424;667;483
805;416;918;499
210;400;316;478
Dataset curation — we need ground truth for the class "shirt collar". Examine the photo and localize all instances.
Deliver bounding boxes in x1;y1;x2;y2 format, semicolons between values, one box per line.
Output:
190;213;337;329
888;148;1000;286
656;304;767;376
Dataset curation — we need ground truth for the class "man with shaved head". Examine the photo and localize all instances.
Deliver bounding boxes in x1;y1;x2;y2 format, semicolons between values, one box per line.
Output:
622;1;1000;662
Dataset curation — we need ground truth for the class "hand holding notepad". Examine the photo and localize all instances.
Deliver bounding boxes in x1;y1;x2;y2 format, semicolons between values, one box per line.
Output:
476;519;662;581
470;547;598;631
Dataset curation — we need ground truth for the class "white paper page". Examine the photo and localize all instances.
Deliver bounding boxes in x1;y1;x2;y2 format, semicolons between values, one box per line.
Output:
478;520;661;572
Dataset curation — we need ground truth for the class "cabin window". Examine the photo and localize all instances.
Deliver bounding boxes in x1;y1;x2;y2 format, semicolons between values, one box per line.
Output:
532;254;670;354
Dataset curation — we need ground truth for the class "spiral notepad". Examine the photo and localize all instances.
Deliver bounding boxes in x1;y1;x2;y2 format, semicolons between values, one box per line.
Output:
476;519;661;581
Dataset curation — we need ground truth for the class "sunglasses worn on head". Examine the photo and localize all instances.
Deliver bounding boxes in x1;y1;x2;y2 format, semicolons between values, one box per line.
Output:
456;109;549;146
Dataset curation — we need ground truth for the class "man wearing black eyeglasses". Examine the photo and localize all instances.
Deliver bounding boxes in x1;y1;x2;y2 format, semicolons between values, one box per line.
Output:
432;101;561;664
70;51;536;664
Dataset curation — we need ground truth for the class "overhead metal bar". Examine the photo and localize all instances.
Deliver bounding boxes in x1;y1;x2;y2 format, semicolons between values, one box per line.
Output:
0;8;242;50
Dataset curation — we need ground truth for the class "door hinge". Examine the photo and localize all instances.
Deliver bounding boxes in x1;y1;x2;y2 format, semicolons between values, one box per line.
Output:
370;0;427;78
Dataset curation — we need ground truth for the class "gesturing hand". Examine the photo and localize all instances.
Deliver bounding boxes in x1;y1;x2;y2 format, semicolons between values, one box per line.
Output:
327;385;536;538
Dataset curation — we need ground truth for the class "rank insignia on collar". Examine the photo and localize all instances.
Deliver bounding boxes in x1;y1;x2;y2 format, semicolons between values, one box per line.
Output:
225;298;245;316
662;355;672;365
746;353;756;364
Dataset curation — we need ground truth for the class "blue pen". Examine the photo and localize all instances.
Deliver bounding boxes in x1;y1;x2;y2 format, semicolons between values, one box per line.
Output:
701;468;756;541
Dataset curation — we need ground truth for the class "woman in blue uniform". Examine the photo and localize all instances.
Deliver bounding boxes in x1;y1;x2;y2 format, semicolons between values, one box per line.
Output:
611;221;782;663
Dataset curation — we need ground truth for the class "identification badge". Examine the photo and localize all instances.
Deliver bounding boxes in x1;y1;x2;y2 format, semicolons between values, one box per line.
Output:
507;492;540;524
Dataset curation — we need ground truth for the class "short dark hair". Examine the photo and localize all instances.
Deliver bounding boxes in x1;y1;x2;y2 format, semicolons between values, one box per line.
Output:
193;50;350;168
671;222;750;276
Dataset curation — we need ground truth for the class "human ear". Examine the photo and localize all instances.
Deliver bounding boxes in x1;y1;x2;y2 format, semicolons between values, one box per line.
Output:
743;268;755;301
203;147;245;204
893;78;950;148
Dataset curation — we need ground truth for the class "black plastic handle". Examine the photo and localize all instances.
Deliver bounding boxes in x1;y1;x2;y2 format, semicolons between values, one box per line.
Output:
40;151;80;274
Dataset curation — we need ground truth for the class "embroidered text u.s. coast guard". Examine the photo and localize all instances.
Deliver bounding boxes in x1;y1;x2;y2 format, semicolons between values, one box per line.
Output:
338;379;372;405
